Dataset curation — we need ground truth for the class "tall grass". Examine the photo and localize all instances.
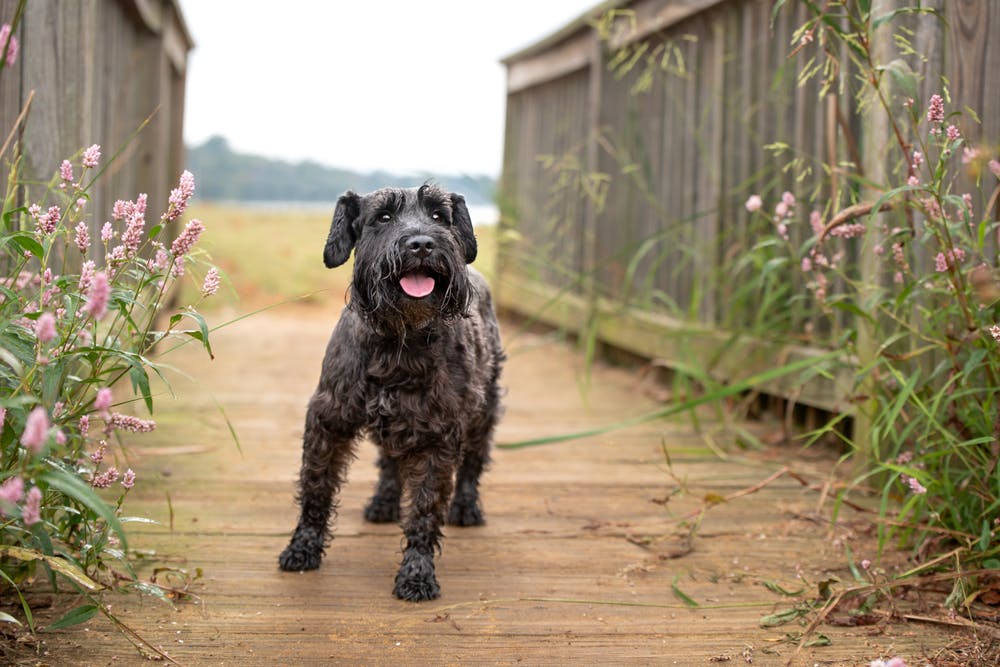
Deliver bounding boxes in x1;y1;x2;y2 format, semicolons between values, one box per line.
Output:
501;1;999;597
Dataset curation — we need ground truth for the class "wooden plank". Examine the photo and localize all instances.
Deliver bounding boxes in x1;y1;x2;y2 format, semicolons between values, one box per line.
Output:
498;271;855;412
27;307;956;666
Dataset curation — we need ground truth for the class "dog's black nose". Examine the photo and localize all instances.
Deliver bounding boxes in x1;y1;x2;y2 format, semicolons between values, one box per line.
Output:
405;235;435;258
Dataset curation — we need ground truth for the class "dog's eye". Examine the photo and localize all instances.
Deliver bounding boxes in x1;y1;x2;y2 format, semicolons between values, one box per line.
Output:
378;213;392;223
431;211;444;222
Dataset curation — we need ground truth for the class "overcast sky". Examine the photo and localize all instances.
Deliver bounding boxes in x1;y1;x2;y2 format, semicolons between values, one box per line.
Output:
178;1;597;177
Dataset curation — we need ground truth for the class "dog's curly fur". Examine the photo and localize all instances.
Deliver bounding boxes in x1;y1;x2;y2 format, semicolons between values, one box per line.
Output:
278;184;504;602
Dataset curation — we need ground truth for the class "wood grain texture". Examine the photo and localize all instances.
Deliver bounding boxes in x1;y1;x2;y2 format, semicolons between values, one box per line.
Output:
24;305;961;666
0;0;191;265
499;0;1000;410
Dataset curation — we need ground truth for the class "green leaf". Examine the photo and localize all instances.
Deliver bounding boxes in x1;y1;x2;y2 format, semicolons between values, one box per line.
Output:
803;634;832;647
129;362;153;414
0;546;99;591
6;232;43;260
39;467;128;552
979;519;991;552
760;606;809;627
671;574;699;608
762;580;807;597
177;310;214;359
0;611;21;625
45;604;99;631
878;59;918;102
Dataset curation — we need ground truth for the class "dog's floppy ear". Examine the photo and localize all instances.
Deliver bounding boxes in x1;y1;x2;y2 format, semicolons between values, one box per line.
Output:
324;191;362;268
450;193;477;264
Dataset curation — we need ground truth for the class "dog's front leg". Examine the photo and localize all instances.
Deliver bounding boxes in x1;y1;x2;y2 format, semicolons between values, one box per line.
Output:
278;390;358;571
392;453;455;601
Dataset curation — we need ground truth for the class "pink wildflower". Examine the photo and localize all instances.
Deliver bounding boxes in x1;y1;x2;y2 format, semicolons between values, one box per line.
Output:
148;246;170;273
86;271;110;320
162;170;196;222
171;219;205;257
21;406;50;454
202;267;221;297
926;94;945;124
934;252;949;272
989;325;1000;343
907;175;919;187
894;271;904;284
962;146;981;164
774;201;789;218
809;211;824;236
946;124;961;142
0;476;24;506
35;312;56;344
91;466;119;489
861;559;872;571
0;407;5;425
781;191;795;206
776;222;789;241
21;487;42;525
106;245;127;266
79;260;95;292
81;144;101;168
120;208;145;256
0;23;18;65
79;414;90;437
75;197;86;212
989;159;1000;179
121;468;136;490
911;150;923;168
100;221;114;242
36;205;61;235
870;657;908;667
74;221;90;253
904;475;927;495
108;413;156;433
112;200;128;221
60;160;74;183
829;223;866;239
744;195;762;212
90;442;107;465
94;387;113;414
801;257;812;272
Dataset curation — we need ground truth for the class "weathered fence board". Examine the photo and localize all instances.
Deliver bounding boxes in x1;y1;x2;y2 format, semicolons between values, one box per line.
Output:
0;0;191;263
498;0;1000;413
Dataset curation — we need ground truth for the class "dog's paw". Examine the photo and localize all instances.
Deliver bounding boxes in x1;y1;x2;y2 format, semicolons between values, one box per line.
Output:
393;573;441;601
393;556;440;601
363;495;400;523
278;541;323;572
447;495;485;527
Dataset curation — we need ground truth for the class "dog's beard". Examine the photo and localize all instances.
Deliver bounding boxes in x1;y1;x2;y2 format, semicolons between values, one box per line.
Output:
350;243;471;336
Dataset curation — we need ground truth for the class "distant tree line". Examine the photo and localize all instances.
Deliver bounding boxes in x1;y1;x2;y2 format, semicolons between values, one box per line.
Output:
185;136;496;205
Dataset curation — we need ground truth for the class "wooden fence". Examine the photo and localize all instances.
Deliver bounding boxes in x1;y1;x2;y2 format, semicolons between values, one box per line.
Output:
0;0;192;261
498;0;1000;413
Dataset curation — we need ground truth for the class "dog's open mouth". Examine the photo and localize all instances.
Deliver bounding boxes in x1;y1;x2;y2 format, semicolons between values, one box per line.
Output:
399;271;436;298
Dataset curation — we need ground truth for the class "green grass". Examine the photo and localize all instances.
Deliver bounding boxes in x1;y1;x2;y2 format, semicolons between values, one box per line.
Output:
184;203;497;310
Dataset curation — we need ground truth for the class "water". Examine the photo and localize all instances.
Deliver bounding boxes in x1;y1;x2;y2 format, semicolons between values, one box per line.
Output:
204;200;499;226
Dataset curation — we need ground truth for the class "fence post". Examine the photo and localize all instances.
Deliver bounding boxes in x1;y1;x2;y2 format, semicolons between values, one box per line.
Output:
855;0;901;466
580;28;603;348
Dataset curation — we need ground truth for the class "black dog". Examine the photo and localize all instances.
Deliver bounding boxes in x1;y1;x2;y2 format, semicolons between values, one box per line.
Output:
278;184;504;601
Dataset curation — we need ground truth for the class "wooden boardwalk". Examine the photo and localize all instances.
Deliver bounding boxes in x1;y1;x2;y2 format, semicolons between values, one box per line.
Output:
32;304;958;666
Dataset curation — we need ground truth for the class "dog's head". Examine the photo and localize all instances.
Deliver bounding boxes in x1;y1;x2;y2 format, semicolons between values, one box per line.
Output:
323;184;477;333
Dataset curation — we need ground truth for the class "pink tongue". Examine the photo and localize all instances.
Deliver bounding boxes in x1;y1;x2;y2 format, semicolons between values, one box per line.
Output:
400;272;435;298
